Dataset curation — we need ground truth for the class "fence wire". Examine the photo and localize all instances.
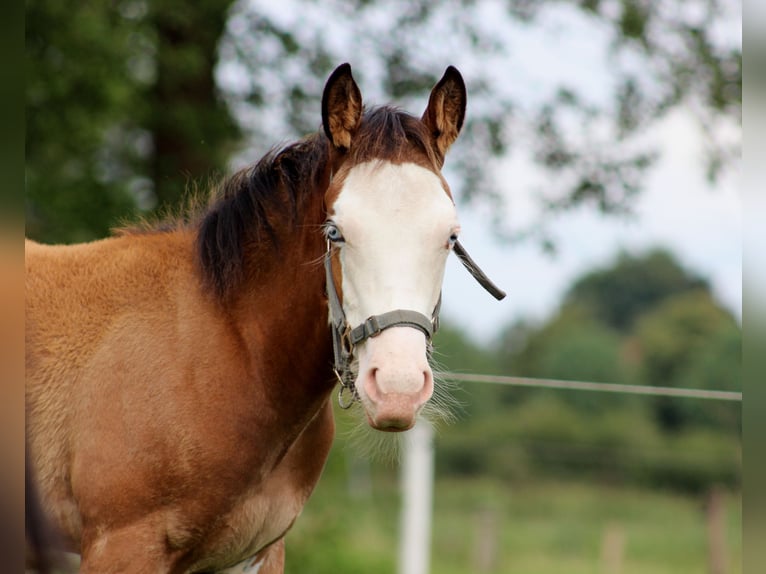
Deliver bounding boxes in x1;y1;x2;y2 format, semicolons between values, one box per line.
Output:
440;372;742;402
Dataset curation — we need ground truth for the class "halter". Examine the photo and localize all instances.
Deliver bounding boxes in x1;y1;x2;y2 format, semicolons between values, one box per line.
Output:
325;239;505;408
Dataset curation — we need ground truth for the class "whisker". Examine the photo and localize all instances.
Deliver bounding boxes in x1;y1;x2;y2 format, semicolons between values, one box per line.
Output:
303;252;327;269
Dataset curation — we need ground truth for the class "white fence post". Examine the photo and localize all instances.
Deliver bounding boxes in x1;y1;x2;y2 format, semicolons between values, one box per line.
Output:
399;420;435;574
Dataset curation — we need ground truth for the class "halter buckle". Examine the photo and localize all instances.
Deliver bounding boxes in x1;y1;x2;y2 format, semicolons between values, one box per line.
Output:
363;315;382;338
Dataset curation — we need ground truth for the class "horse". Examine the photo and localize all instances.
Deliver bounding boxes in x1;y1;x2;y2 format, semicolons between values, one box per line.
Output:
25;63;504;573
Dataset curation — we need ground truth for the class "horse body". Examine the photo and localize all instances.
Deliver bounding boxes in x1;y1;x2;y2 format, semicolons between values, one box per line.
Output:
26;222;335;571
26;63;475;572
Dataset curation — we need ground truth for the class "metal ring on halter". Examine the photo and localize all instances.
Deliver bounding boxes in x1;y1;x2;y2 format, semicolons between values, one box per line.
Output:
337;384;356;409
335;369;357;409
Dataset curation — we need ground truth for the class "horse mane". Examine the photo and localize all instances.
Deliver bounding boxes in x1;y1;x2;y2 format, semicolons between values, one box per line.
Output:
119;105;439;300
196;132;330;299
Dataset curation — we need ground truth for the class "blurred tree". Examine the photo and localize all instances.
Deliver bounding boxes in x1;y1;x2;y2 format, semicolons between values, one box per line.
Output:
433;323;504;375
634;289;740;432
467;252;741;489
563;248;709;332
432;323;506;420
26;0;740;245
497;303;632;412
145;0;240;208
26;0;240;243
676;321;741;433
496;248;739;421
500;305;612;378
26;0;146;242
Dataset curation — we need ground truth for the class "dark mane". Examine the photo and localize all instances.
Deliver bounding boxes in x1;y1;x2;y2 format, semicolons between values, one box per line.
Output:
197;132;329;299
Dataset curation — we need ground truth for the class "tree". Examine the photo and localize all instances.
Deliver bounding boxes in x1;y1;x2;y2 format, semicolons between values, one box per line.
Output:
563;248;709;333
677;321;741;433
496;248;740;421
634;290;740;432
26;1;145;242
26;0;740;244
145;0;240;209
497;303;631;412
26;0;241;243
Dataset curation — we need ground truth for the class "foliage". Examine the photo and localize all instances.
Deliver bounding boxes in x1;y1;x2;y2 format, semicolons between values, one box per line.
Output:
436;390;741;492
635;289;741;432
26;0;241;243
564;249;710;332
450;248;741;492
26;0;740;245
144;0;241;209
219;0;740;244
433;323;505;376
676;321;741;432
26;0;145;242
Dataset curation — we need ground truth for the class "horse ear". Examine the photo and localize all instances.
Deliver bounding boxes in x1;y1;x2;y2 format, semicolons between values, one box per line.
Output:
421;66;466;157
322;63;363;152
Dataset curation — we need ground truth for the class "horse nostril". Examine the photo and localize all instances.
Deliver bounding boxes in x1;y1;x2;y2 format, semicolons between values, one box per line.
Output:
364;367;381;402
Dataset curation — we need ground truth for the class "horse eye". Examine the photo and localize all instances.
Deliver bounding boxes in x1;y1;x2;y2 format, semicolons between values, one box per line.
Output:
325;223;345;243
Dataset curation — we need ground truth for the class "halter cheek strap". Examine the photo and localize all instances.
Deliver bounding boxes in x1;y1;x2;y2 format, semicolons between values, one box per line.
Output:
325;238;504;409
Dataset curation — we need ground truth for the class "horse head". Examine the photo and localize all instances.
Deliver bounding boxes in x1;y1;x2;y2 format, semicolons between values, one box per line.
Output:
321;63;467;432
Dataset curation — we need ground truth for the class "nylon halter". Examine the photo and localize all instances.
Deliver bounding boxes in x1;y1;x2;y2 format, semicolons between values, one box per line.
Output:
325;239;505;409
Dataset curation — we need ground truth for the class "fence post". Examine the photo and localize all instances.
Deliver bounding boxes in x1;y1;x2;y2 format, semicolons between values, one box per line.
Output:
399;421;435;574
473;508;498;573
707;486;728;574
600;523;625;574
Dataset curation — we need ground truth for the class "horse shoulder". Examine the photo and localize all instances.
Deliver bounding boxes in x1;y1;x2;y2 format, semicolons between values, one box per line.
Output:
185;400;335;573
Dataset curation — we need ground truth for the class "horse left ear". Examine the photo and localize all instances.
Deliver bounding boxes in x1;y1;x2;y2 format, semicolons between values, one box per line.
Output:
422;66;467;157
322;63;363;152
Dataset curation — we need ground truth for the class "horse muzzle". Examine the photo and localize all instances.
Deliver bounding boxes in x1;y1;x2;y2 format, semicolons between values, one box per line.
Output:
355;327;434;431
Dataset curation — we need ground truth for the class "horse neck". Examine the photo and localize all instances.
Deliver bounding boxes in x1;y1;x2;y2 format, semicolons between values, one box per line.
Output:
226;190;334;411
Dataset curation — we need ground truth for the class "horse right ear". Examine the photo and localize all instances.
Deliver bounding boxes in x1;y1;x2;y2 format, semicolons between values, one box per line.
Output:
322;63;363;152
421;66;466;158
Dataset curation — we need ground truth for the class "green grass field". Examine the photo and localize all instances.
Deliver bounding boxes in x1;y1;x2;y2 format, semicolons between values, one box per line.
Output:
285;452;741;574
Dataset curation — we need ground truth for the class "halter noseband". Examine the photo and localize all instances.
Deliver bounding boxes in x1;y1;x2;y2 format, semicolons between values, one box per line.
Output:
325;239;505;409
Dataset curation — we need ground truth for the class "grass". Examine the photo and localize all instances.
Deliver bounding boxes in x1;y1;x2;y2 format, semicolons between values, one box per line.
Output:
431;478;741;574
284;446;742;574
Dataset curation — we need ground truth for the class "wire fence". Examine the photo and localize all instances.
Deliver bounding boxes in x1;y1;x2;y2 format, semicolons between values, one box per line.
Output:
440;372;742;402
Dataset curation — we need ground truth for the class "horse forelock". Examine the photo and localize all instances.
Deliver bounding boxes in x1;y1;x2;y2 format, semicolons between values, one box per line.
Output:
349;106;441;170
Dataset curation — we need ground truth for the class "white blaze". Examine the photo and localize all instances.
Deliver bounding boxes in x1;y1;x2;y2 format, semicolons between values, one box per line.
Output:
331;161;458;423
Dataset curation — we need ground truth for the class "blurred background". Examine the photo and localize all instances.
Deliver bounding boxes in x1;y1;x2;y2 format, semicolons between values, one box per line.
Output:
26;0;741;572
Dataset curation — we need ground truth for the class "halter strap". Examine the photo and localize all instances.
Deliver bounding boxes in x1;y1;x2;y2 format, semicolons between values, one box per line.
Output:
348;310;433;346
453;240;506;301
